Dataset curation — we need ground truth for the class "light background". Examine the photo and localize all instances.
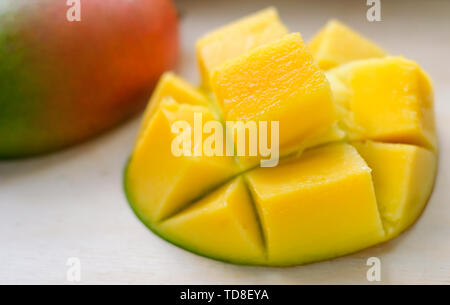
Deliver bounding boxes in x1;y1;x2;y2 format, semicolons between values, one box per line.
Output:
1;0;450;284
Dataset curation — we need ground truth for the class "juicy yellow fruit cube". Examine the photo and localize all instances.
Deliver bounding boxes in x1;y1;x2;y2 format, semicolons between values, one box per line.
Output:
126;99;237;222
353;141;437;239
137;72;210;141
212;33;337;163
246;144;385;266
196;7;288;89
308;19;387;70
328;57;436;150
158;177;265;264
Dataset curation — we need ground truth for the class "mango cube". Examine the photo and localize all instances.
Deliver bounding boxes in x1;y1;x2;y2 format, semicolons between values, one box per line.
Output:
353;141;437;239
308;20;386;70
126;99;237;222
246;144;385;266
196;7;288;89
137;72;210;141
328;57;436;150
158;177;265;264
211;33;337;164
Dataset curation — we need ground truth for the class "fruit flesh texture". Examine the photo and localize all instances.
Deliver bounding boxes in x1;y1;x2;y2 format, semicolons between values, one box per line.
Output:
235;122;345;171
157;177;265;264
327;57;436;151
126;99;237;223
211;33;338;169
196;7;288;90
245;144;385;266
136;72;210;142
308;19;386;70
125;14;438;266
0;0;178;158
325;71;358;135
353;141;437;239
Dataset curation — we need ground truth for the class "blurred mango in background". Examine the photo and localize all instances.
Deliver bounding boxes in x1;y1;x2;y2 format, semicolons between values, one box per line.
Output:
0;0;179;158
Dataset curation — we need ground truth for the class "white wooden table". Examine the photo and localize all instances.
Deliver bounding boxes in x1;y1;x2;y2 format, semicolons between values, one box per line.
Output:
1;0;450;284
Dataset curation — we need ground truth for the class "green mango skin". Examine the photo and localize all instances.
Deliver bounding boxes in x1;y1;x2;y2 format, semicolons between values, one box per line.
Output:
0;0;179;158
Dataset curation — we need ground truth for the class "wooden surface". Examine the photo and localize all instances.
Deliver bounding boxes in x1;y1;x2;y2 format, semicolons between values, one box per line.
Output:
1;0;450;284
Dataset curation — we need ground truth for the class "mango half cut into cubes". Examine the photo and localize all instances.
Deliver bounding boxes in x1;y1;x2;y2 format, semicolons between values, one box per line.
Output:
124;11;438;267
125;98;237;223
353;141;437;239
246;144;385;266
196;7;288;89
328;57;437;150
157;177;265;264
211;33;338;167
308;19;387;70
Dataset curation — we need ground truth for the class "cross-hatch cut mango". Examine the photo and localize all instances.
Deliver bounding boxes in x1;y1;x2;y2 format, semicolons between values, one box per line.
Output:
124;8;438;266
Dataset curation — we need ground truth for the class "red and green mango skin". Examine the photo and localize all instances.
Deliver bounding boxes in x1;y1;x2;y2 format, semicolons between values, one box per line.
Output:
0;0;179;158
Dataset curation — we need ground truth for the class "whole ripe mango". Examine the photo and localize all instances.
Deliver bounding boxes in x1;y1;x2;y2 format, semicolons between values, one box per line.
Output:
0;0;179;158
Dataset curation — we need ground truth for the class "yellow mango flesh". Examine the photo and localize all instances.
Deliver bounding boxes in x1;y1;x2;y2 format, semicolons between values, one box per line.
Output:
325;71;361;138
137;72;210;141
211;33;337;167
125;13;438;267
126;99;237;222
353;141;437;239
308;19;386;70
157;177;265;264
328;57;436;150
196;7;288;89
235;122;346;172
245;144;385;266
